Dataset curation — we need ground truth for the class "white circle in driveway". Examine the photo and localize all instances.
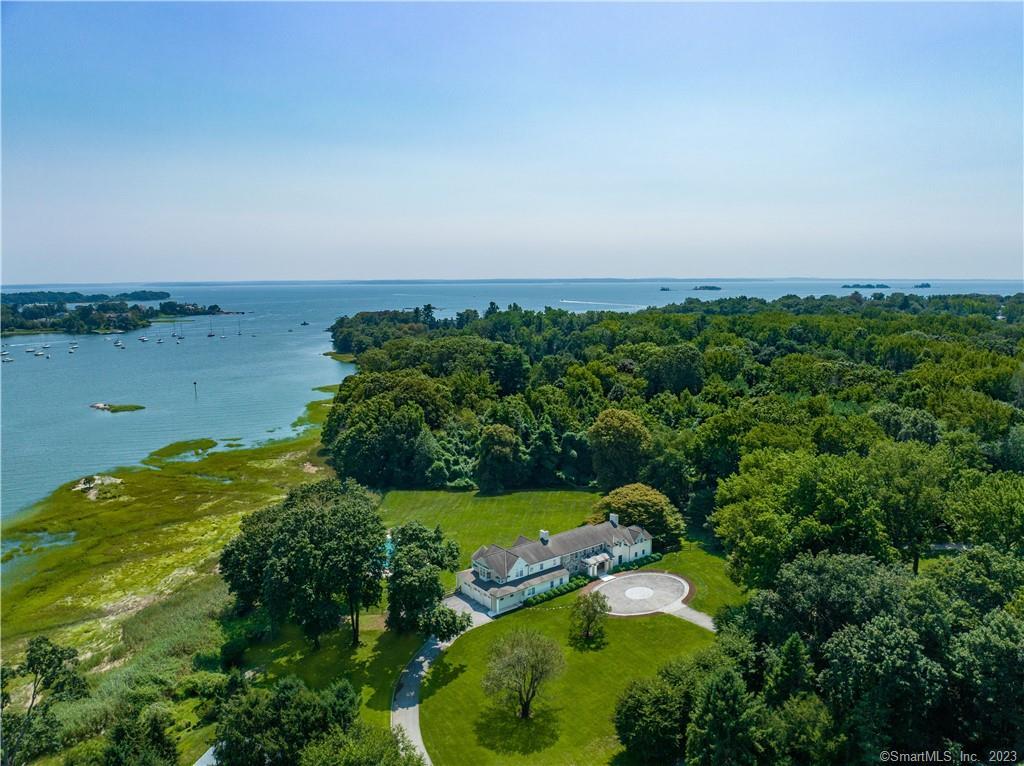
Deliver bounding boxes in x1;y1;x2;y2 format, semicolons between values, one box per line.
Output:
625;586;654;600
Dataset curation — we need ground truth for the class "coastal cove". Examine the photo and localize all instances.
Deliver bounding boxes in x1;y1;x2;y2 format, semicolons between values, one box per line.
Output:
1;386;339;656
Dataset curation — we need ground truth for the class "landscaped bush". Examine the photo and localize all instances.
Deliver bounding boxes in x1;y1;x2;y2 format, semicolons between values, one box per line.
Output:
523;575;590;607
611;552;663;573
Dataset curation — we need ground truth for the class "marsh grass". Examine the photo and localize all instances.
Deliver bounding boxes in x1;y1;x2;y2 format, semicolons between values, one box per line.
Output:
1;389;335;658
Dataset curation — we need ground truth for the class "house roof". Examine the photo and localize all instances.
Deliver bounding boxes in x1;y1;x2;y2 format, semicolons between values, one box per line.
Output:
470;520;648;579
462;566;570;598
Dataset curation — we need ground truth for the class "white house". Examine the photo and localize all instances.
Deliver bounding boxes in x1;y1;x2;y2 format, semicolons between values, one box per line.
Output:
457;514;652;615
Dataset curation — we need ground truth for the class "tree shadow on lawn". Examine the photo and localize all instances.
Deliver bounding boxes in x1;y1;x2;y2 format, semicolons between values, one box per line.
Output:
473;702;561;755
241;622;421;718
568;632;608;653
420;653;466;701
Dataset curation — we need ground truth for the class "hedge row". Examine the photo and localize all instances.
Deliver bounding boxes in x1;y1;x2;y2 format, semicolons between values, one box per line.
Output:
611;552;663;572
523;575;590;607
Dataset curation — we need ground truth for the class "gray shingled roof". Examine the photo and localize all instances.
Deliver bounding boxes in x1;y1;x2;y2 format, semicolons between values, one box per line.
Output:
462;566;570;598
470;520;648;579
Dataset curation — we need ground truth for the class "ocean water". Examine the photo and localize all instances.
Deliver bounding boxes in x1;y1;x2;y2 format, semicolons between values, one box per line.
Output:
2;278;1020;521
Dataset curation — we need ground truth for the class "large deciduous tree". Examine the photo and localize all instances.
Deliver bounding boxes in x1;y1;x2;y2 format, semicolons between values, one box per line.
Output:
587;409;653;492
866;440;951;574
475;424;527;493
569;591;610;646
713;450;893;588
641;343;704;395
214;677;358;766
226;479;386;648
481;628;565;719
386;522;471;641
592;483;683;548
948;471;1024;555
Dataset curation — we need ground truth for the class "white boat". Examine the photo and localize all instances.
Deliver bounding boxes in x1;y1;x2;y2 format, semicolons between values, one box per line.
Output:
25;348;35;353
42;344;50;349
1;358;13;363
139;337;148;342
68;349;75;354
34;351;44;356
156;338;164;344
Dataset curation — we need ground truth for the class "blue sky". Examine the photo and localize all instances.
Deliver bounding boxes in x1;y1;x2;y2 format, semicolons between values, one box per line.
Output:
2;2;1021;283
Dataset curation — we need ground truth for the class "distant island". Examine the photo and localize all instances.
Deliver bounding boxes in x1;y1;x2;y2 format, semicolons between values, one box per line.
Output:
914;282;932;288
1;298;235;336
692;285;722;291
1;290;171;306
659;286;671;291
842;283;890;289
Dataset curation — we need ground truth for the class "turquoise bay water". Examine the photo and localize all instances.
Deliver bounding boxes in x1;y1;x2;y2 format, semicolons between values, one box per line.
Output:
2;278;1020;521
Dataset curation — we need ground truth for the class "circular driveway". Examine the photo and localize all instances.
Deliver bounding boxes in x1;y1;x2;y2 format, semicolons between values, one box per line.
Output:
594;572;689;615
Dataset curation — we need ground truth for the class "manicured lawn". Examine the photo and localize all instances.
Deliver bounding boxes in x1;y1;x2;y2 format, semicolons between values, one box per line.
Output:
380;489;600;590
242;616;422;729
420;594;715;766
646;541;748;615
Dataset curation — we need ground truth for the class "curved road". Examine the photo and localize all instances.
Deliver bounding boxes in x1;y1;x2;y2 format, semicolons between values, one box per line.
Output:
391;595;492;765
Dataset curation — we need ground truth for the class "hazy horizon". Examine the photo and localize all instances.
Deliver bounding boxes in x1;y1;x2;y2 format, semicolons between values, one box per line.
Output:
3;2;1022;284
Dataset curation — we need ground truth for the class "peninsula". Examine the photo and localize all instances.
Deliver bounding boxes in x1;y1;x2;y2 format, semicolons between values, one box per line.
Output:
1;298;235;336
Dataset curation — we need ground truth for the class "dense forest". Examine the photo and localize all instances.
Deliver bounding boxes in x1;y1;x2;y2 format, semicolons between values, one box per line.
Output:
1;290;172;306
1;299;226;335
324;292;1024;761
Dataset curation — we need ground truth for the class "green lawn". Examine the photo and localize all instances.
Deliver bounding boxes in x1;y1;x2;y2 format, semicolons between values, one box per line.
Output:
380;489;600;590
420;594;715;766
646;542;748;615
242;616;422;729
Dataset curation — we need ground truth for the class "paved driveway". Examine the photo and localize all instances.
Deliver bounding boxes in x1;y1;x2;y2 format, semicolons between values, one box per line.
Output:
391;594;492;765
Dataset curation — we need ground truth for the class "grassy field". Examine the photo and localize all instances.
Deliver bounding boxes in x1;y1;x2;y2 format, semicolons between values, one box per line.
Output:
646;543;747;615
420;593;716;766
380;489;600;590
103;403;146;413
1;386;338;659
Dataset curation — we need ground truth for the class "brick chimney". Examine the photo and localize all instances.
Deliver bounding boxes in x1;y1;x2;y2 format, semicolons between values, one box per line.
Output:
609;513;619;527
540;529;549;544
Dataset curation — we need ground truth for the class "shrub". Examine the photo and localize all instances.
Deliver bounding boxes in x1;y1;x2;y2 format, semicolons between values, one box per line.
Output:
523;576;590;607
175;671;228;701
612;552;662;573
